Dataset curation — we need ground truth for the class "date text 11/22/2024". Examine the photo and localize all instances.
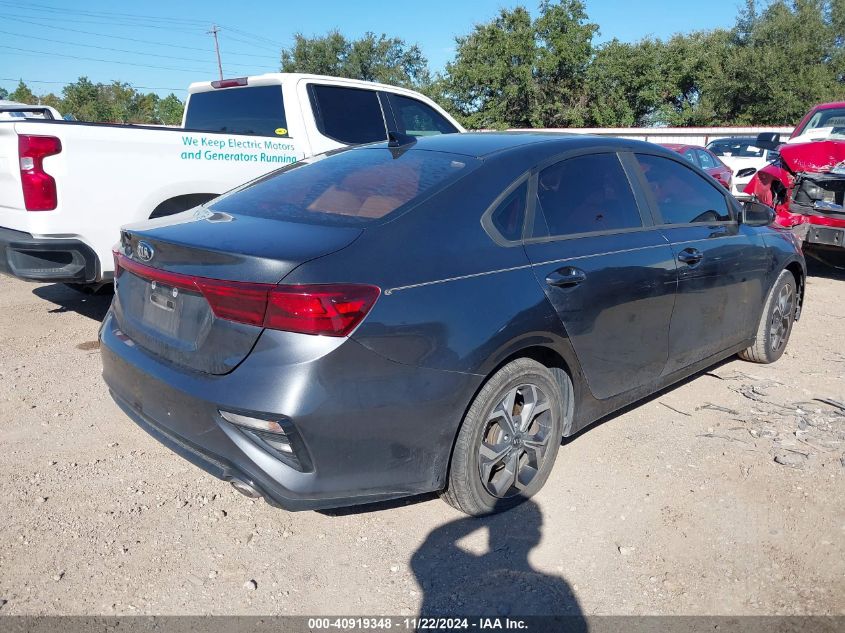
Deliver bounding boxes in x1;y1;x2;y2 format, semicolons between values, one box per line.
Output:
307;617;531;629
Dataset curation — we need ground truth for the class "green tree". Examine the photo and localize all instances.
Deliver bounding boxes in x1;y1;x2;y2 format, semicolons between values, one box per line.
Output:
156;94;184;125
134;92;160;123
586;38;667;126
439;1;599;129
709;0;845;125
61;77;106;121
10;80;36;104
100;81;141;123
40;93;63;112
281;31;429;88
440;6;536;129
0;86;8;100
533;0;598;127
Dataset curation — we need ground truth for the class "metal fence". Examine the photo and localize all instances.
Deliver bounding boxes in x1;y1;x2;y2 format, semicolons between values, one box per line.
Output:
511;126;794;146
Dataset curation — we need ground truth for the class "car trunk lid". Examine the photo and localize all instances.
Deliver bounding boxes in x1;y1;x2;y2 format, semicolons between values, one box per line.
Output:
112;211;362;374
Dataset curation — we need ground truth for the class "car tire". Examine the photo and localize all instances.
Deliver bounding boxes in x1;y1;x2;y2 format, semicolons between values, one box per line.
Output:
738;269;797;364
442;358;568;516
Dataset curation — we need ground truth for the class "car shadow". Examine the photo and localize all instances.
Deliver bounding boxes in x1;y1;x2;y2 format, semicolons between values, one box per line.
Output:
31;283;113;322
410;499;586;621
562;356;735;445
318;492;439;516
806;256;845;281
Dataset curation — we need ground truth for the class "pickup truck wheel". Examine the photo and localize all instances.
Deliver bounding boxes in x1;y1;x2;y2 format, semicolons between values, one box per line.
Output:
442;358;565;516
739;270;796;364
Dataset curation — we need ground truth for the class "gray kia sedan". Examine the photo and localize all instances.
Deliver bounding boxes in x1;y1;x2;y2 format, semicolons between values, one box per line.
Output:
100;133;805;515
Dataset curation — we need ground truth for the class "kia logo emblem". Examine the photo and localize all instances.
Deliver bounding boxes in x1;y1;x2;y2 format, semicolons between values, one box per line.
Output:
136;241;154;262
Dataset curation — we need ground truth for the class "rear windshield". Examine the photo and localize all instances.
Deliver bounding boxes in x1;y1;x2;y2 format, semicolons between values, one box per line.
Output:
707;139;764;158
184;85;287;137
210;148;479;227
796;106;845;138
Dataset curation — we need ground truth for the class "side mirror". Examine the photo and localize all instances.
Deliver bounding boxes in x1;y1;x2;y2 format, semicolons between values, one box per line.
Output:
755;132;781;151
742;200;775;226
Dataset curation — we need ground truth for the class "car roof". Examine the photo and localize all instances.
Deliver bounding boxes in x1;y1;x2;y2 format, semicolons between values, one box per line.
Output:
360;131;665;159
659;143;706;152
812;101;845;111
708;137;759;144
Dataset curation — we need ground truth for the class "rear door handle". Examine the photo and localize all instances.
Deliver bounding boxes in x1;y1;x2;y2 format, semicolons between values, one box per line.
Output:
546;267;587;288
677;248;703;265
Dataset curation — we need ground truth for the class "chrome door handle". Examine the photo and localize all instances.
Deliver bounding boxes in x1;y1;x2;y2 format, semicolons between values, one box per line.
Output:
546;267;587;288
677;248;703;265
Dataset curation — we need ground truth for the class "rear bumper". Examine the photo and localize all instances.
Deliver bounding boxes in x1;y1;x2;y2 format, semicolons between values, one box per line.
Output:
0;226;100;283
99;310;479;511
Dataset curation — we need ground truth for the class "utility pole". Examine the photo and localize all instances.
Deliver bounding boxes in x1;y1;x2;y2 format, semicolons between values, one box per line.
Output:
207;24;223;80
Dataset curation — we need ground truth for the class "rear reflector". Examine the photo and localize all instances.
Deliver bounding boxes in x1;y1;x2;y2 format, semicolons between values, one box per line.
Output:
115;253;379;336
19;135;61;211
211;77;248;89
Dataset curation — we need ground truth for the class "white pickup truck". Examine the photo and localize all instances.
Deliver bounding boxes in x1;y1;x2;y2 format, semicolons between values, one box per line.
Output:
0;73;463;289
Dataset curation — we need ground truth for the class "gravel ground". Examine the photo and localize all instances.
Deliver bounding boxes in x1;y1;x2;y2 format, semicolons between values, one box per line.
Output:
0;264;843;617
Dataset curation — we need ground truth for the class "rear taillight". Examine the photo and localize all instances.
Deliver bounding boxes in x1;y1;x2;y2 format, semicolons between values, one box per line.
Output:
114;253;379;336
264;284;380;336
19;134;62;211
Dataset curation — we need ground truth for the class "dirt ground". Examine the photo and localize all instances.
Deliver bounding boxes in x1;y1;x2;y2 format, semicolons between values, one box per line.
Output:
0;264;843;617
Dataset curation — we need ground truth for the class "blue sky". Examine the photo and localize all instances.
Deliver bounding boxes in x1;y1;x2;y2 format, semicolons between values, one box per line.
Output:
1;0;746;100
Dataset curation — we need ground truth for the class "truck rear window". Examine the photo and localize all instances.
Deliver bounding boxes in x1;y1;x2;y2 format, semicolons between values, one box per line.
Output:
184;85;288;137
211;148;480;227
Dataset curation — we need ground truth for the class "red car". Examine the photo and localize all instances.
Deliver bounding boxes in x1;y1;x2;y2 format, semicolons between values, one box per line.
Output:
746;101;845;267
659;143;734;190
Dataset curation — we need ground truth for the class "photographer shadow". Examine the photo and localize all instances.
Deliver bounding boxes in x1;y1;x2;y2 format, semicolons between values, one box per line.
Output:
411;500;585;627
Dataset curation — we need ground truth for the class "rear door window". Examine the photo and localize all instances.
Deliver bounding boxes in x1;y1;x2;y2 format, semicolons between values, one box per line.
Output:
532;153;643;238
212;148;478;227
682;148;698;166
184;85;287;137
309;84;387;145
635;154;731;224
385;93;458;136
696;150;717;169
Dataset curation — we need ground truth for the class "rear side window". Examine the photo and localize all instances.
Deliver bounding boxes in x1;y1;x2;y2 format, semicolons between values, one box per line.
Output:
489;181;528;242
185;86;287;137
682;149;698;166
635;154;730;224
697;150;717;169
211;148;478;227
386;93;458;136
309;85;387;145
532;153;643;238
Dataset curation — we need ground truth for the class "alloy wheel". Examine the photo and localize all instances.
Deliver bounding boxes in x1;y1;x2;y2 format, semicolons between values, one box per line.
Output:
769;283;794;352
477;384;553;498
